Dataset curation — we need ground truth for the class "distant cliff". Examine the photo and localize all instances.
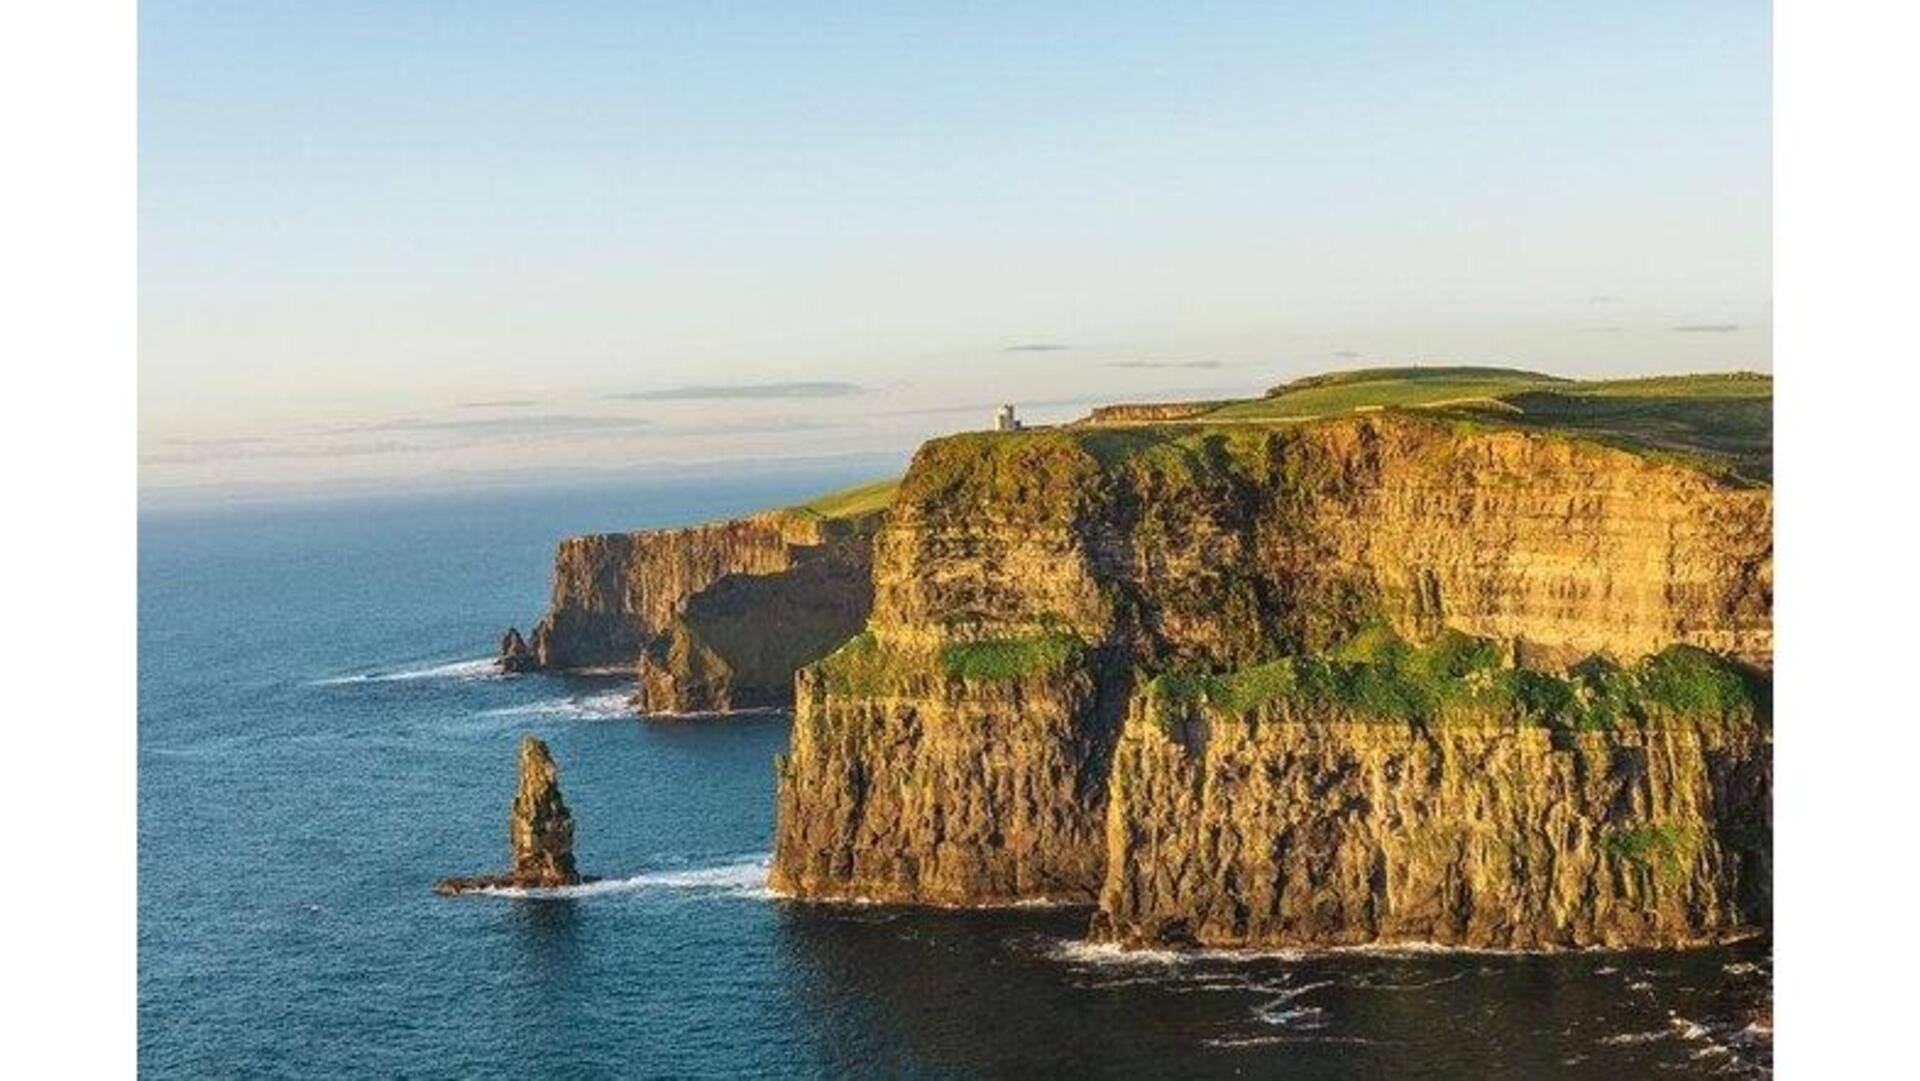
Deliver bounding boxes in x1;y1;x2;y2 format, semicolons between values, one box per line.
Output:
770;411;1772;948
503;494;887;713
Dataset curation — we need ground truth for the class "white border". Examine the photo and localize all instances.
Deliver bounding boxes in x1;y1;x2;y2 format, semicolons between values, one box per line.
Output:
1776;0;1920;1073
0;1;136;1074
11;0;1920;1073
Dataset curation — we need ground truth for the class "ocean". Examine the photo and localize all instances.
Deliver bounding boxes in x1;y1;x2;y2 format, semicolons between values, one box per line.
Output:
138;469;1771;1078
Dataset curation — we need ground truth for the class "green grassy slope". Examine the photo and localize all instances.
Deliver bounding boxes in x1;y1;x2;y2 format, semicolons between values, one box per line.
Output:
790;477;900;523
1189;366;1771;483
1208;367;1563;421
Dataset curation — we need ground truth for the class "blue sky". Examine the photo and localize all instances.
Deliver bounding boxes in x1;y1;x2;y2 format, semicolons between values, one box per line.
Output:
140;2;1770;494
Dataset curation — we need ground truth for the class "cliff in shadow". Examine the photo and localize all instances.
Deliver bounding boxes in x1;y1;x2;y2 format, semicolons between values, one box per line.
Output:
770;408;1772;949
503;490;889;713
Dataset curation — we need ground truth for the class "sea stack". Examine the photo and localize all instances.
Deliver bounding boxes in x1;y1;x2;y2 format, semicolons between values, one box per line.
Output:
435;735;583;894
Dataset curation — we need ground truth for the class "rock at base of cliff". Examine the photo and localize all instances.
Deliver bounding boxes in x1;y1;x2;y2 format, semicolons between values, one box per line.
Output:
498;626;538;673
435;734;583;894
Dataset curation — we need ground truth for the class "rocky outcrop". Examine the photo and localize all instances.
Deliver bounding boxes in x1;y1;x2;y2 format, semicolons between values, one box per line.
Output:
502;509;878;713
436;735;583;893
498;627;536;673
770;413;1773;948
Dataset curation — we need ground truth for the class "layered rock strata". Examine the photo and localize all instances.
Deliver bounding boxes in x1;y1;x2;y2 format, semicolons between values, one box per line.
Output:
770;414;1773;948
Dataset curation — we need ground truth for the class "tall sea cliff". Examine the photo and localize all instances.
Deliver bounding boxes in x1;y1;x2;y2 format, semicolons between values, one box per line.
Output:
769;411;1772;949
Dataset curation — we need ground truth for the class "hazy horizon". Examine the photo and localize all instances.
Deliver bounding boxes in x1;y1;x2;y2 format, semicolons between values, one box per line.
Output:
140;2;1769;496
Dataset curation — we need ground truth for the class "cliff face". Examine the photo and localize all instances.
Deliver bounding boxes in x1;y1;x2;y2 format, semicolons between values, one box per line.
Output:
868;417;1771;668
770;414;1772;948
507;510;876;713
1092;699;1769;950
769;653;1123;905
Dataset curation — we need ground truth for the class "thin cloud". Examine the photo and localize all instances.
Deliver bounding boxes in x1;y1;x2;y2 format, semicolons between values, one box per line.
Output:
460;399;542;409
1003;343;1073;353
660;417;848;437
607;382;864;401
161;436;272;448
1670;324;1740;333
141;440;425;466
338;414;654;435
1105;360;1227;371
1332;350;1362;359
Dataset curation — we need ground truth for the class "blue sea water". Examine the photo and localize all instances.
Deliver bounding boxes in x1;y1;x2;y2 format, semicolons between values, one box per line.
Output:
139;469;1771;1079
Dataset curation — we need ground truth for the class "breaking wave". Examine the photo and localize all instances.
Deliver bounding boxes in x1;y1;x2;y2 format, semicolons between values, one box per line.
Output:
314;657;499;685
471;855;771;900
478;690;633;722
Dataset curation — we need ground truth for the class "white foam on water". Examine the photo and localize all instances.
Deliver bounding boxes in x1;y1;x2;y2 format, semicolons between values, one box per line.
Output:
479;690;634;722
1669;1017;1709;1041
472;855;772;901
1204;1034;1373;1048
315;657;500;685
1253;1002;1328;1029
1600;1029;1671;1046
1046;940;1201;967
1349;971;1467;992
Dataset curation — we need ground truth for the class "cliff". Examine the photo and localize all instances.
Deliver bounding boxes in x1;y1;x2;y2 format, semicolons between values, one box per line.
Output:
436;734;583;893
503;505;881;713
1091;651;1770;949
770;411;1772;948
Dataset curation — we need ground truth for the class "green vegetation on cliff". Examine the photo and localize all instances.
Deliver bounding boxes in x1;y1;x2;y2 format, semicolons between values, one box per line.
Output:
791;477;899;524
1214;366;1565;420
815;628;1084;694
1146;626;1760;733
940;632;1082;681
1600;824;1703;886
815;631;908;696
1067;366;1772;484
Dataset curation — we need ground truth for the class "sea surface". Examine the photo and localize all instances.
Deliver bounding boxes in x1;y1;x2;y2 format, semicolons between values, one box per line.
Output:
139;469;1771;1079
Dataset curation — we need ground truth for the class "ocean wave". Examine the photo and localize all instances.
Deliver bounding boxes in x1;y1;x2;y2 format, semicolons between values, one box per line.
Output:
1252;1003;1328;1029
1203;1034;1373;1048
1600;1029;1671;1046
1046;940;1205;967
315;657;499;685
1044;936;1544;967
478;690;633;722
471;855;771;900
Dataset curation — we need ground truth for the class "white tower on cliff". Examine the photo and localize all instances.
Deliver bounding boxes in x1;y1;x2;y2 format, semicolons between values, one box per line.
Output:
994;403;1022;431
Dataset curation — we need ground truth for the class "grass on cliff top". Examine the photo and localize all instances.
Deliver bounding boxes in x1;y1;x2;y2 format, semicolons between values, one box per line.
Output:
791;477;900;523
1147;624;1762;731
1208;367;1566;421
1167;366;1772;484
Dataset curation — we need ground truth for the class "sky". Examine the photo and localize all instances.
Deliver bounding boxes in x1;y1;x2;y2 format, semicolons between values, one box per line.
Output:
139;1;1770;497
